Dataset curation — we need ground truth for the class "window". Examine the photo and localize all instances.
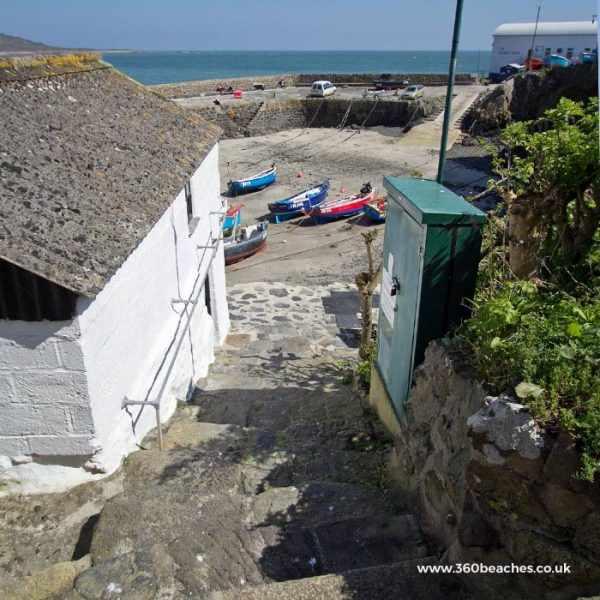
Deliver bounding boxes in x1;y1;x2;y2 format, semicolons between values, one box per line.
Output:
185;181;200;234
184;182;193;221
584;48;591;52
556;48;563;54
204;274;212;315
567;48;574;59
545;48;551;57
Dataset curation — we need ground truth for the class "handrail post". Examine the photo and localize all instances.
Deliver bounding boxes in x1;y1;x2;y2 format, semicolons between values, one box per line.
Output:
437;0;465;184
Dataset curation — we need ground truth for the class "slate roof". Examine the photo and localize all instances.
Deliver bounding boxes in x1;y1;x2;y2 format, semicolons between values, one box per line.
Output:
0;55;221;297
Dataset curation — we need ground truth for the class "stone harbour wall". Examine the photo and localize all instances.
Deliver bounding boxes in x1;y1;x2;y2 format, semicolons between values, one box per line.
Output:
373;340;600;599
151;72;475;99
190;97;442;139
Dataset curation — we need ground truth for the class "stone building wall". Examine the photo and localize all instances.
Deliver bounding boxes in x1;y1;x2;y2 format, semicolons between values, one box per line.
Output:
370;340;600;599
0;145;230;494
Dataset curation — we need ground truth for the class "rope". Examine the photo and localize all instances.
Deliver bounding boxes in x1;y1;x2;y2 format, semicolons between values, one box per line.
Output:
337;100;353;130
358;96;379;133
305;98;325;129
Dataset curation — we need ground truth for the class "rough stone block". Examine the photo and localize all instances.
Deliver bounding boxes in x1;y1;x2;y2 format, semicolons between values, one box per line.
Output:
540;483;595;529
56;340;86;371
0;336;62;371
67;405;96;435
11;371;89;405
28;435;96;456
0;436;30;456
0;404;71;436
0;376;16;405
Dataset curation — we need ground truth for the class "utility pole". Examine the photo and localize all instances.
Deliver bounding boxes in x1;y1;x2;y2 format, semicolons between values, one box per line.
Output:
436;0;464;184
528;5;541;69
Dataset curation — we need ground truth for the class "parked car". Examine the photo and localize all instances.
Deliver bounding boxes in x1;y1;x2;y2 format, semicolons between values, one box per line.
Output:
400;84;425;100
374;74;409;90
310;80;336;97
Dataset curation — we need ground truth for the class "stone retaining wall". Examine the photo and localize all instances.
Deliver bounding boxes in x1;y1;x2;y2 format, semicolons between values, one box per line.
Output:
151;73;475;99
369;340;600;599
187;97;443;139
294;73;475;86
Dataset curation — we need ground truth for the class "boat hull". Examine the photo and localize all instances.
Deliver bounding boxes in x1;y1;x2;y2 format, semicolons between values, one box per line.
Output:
268;182;329;223
363;200;386;222
229;167;277;196
310;190;375;224
224;223;268;265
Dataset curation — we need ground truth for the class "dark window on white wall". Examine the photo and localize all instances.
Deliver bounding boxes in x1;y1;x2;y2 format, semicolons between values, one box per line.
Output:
185;182;193;221
185;181;200;234
545;48;551;57
567;48;574;59
204;274;212;315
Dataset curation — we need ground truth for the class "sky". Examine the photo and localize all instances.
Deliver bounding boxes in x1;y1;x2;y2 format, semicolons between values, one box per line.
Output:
2;0;598;51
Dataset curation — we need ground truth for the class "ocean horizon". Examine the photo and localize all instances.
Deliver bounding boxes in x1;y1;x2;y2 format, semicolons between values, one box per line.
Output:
102;50;492;86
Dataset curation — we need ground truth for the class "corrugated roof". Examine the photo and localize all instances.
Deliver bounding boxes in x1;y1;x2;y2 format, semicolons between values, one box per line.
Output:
493;21;598;37
0;55;221;298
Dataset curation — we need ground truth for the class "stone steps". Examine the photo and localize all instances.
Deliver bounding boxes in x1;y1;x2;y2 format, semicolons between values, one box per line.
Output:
66;283;454;598
208;557;453;600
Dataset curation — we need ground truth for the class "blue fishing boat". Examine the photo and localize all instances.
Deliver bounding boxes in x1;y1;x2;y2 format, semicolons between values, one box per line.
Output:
267;181;330;224
362;197;387;222
228;164;276;196
544;54;570;68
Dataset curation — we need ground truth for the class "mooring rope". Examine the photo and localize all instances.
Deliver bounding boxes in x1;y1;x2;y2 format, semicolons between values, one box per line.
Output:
358;96;379;133
338;99;353;130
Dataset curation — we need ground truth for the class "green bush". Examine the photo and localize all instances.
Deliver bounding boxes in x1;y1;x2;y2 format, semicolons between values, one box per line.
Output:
459;281;600;480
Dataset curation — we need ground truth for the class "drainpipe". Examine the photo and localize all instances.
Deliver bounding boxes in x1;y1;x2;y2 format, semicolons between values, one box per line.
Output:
436;0;465;184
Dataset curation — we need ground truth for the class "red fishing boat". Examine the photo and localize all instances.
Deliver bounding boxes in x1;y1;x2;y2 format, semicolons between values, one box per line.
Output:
309;183;375;224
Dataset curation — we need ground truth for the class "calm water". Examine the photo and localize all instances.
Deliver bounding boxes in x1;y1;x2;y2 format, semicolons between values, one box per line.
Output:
103;50;492;85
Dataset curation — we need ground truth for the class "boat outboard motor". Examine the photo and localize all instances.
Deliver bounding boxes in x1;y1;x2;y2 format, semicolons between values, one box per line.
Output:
360;182;372;194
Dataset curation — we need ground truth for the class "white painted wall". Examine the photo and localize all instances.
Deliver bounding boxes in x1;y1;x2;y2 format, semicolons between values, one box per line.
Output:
0;320;96;457
78;143;229;474
0;143;229;493
491;33;598;73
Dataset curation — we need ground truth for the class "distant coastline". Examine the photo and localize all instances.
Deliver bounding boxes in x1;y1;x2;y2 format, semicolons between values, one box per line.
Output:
102;50;492;86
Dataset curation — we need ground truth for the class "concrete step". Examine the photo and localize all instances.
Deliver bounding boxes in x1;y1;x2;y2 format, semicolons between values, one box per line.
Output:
208;557;455;599
190;387;365;429
249;482;394;528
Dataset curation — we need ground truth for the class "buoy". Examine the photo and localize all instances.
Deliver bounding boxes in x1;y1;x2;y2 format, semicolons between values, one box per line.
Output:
296;171;304;178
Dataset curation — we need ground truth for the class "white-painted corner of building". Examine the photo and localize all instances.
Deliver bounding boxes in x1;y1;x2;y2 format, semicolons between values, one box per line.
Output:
0;143;230;494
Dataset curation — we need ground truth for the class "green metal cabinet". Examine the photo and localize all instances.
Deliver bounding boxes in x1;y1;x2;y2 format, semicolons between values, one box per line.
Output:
376;177;486;417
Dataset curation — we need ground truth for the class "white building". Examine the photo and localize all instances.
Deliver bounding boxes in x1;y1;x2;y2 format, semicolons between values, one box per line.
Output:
0;55;229;493
490;21;598;77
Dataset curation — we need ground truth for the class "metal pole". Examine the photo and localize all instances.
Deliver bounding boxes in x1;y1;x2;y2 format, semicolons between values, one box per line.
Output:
155;405;164;451
436;0;465;184
528;6;541;70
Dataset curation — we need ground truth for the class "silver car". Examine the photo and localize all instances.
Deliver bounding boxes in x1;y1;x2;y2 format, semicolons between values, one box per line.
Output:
401;84;425;100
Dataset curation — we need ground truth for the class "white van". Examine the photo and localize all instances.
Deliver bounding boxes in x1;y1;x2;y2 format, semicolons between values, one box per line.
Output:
310;80;336;97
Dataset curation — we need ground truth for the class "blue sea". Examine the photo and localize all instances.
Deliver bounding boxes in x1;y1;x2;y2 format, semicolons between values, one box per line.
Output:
102;50;492;86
